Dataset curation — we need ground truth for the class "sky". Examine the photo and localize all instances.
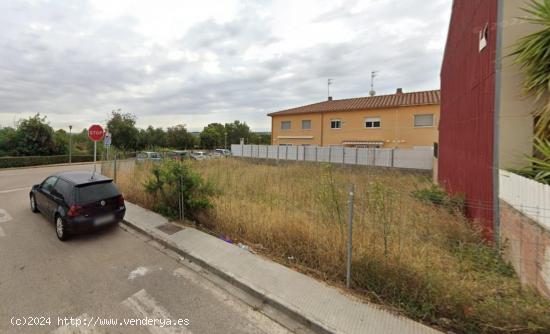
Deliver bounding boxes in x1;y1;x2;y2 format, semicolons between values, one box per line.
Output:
0;0;452;132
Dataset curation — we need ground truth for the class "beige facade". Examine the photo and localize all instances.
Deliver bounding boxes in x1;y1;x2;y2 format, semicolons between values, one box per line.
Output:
271;104;439;149
498;0;536;169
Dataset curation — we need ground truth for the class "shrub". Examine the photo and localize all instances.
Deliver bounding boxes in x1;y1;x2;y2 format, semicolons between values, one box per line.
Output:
143;160;213;219
412;184;465;214
0;155;95;169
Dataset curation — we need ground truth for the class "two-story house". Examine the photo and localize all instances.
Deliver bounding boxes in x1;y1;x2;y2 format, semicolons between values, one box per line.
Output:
268;89;440;149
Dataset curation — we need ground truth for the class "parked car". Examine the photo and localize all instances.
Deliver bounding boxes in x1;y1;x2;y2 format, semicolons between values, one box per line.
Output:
214;149;231;157
167;150;190;160
136;151;162;163
190;151;209;160
29;171;126;241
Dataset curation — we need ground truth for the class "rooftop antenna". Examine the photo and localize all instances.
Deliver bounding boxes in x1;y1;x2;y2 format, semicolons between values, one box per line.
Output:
369;71;378;96
327;78;333;100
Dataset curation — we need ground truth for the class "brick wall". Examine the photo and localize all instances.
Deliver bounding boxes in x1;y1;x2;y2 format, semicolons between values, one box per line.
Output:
500;200;550;298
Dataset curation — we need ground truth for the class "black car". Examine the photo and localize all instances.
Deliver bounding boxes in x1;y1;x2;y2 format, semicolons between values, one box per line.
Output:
29;171;126;241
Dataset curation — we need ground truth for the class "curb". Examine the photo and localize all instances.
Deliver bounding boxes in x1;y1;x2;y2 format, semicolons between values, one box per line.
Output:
122;219;335;334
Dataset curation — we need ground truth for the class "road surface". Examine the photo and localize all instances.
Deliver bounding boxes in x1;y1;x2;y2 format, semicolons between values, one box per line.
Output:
0;164;293;334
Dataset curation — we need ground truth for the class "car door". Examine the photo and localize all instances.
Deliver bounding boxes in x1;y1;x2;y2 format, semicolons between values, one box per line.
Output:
51;179;72;218
35;176;58;220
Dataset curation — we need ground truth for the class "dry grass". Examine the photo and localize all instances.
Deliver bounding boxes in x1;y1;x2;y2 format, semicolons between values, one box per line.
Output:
105;158;550;334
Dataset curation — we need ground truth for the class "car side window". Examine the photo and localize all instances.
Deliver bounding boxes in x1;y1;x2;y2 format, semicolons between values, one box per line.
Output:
53;179;72;201
41;177;58;193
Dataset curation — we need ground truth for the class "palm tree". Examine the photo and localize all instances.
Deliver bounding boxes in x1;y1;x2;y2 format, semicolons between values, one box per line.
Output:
515;137;550;184
511;0;550;137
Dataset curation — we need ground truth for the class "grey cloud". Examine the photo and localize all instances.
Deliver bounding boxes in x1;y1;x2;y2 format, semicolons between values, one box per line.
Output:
0;0;451;131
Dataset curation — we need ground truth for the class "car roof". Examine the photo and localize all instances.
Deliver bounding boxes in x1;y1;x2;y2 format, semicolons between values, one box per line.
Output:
53;171;112;186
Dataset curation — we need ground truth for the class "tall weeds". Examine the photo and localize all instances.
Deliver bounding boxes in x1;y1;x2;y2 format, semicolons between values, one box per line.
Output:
108;158;550;334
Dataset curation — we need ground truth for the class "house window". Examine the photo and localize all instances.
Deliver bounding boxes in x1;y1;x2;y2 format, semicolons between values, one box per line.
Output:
414;114;434;127
281;121;291;130
330;119;341;129
365;117;381;128
302;120;311;130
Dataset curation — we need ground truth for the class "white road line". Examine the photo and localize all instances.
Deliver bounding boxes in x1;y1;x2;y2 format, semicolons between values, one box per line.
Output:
172;268;291;334
51;313;105;334
0;186;30;194
122;289;192;334
0;209;13;223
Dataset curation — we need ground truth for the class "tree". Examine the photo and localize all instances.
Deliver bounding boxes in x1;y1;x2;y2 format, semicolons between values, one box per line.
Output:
512;0;550;137
141;126;167;149
200;123;225;149
12;114;58;156
53;129;69;155
166;125;196;149
107;111;139;151
248;133;271;145
224;120;252;145
0;126;16;156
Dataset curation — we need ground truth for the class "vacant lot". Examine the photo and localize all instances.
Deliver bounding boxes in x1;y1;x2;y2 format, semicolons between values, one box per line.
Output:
107;158;550;334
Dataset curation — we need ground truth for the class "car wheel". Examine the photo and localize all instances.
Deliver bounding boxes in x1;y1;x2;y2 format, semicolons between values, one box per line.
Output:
55;215;69;241
30;194;39;213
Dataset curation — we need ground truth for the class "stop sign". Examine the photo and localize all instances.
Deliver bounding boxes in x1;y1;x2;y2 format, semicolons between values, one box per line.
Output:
88;124;105;142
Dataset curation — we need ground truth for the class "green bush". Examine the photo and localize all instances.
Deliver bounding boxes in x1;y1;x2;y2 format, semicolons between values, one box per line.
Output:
143;160;213;219
412;184;465;214
0;155;95;169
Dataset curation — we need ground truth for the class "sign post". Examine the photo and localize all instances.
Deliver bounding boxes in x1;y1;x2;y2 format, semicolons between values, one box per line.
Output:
88;124;105;177
103;131;112;161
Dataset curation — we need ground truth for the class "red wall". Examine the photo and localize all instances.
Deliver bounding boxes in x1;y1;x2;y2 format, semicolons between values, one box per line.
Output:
439;0;498;239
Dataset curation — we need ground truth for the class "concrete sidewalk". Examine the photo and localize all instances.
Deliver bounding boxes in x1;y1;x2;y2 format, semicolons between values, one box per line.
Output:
123;202;442;334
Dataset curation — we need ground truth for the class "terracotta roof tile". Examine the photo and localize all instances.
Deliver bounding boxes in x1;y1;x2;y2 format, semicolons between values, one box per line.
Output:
268;89;440;116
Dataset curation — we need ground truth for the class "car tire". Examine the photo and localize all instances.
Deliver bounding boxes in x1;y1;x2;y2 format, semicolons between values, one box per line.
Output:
55;215;69;241
30;194;39;213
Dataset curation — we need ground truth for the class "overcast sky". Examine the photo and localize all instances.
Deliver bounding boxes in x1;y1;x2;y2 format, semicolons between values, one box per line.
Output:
0;0;451;132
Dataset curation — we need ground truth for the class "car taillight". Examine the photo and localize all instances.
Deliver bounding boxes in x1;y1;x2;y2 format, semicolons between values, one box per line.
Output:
118;195;125;206
67;205;83;217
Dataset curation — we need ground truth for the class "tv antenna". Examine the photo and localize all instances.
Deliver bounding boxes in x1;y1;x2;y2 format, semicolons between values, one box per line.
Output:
369;71;378;96
327;78;333;99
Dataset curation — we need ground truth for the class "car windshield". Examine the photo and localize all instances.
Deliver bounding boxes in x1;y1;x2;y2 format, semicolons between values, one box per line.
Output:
75;181;120;204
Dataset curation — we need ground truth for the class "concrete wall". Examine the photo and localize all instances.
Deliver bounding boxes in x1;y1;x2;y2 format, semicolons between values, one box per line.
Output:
500;200;550;298
498;0;536;169
271;104;439;149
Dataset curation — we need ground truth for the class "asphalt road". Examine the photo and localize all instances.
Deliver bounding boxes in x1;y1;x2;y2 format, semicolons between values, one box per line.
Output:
0;164;292;334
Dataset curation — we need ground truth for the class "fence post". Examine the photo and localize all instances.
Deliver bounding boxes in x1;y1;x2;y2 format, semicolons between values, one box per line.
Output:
391;148;395;167
329;146;332;163
342;147;346;165
303;146;306;161
277;145;280;164
355;147;358;165
285;146;288;160
346;184;355;289
179;175;185;221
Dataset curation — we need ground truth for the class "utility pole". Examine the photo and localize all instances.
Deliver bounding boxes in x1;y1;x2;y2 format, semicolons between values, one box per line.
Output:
69;125;73;164
224;131;228;150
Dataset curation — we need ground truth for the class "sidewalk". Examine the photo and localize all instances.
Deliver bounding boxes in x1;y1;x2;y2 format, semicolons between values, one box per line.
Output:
123;202;442;334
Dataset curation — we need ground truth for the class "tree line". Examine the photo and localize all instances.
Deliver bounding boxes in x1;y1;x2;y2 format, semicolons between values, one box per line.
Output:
0;112;271;157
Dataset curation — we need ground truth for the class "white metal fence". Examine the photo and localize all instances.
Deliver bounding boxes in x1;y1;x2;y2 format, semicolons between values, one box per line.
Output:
499;169;550;230
231;144;434;170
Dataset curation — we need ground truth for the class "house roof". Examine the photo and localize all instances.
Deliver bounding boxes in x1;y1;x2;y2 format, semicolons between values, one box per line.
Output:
268;89;440;116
